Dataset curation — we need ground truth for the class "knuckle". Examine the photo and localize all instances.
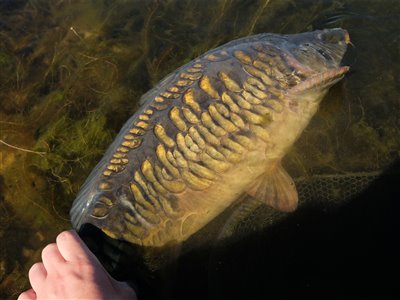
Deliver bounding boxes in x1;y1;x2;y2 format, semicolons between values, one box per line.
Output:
41;243;57;258
57;230;75;243
28;262;44;276
17;291;28;300
56;231;68;242
18;289;35;300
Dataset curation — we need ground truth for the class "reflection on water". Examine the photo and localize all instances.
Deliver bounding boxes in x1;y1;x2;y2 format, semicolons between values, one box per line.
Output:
0;0;399;298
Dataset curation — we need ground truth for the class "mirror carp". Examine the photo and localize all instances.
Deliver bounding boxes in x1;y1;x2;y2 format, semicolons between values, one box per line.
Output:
70;28;350;247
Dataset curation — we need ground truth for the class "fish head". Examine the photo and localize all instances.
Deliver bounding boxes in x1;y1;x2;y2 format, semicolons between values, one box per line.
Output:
258;28;350;115
287;28;350;74
285;28;350;94
248;29;350;160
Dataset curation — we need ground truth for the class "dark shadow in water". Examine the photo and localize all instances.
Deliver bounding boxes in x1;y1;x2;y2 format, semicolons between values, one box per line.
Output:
80;159;400;300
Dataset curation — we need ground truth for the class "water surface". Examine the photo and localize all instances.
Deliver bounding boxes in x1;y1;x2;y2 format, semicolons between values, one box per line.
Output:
0;0;399;299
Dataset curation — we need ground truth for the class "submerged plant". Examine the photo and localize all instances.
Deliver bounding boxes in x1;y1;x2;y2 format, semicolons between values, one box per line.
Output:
31;112;114;194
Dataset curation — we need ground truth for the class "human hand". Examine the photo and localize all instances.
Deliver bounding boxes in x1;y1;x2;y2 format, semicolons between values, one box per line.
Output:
18;230;137;300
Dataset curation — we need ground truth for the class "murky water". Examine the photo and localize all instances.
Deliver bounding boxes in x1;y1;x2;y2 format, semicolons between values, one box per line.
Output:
0;0;399;299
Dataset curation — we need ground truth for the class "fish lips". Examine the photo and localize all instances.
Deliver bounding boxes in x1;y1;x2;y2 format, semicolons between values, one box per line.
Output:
288;65;350;94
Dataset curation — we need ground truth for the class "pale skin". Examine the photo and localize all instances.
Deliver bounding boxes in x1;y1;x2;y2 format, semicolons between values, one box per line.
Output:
18;230;137;300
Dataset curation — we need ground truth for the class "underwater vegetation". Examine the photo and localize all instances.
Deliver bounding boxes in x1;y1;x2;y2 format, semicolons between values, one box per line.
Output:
0;0;399;298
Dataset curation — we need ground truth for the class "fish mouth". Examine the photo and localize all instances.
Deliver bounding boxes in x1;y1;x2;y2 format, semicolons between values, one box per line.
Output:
288;65;350;94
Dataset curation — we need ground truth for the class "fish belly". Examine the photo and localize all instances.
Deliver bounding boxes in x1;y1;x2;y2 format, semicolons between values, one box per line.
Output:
142;144;269;246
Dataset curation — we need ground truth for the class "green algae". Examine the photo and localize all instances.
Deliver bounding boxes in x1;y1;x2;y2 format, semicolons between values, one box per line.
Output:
31;113;113;193
0;51;13;71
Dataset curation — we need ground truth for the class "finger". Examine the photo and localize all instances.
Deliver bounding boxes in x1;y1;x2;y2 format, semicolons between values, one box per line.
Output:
41;243;66;271
18;288;36;300
56;230;98;264
28;262;47;292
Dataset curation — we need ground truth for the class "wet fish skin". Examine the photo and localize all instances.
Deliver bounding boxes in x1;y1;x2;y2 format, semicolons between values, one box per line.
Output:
70;28;350;247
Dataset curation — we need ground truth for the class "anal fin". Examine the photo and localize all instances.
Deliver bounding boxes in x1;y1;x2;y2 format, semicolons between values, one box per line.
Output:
246;163;298;212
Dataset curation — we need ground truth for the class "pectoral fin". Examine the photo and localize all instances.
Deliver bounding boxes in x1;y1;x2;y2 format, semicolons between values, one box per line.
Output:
246;163;298;212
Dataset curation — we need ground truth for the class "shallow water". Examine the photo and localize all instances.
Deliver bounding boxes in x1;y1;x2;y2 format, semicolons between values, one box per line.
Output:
0;0;399;299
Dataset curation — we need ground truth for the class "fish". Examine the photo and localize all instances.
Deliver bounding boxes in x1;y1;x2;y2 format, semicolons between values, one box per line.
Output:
70;28;350;247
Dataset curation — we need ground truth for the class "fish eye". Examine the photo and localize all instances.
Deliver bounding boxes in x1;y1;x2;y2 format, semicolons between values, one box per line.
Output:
299;46;309;52
318;32;343;44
